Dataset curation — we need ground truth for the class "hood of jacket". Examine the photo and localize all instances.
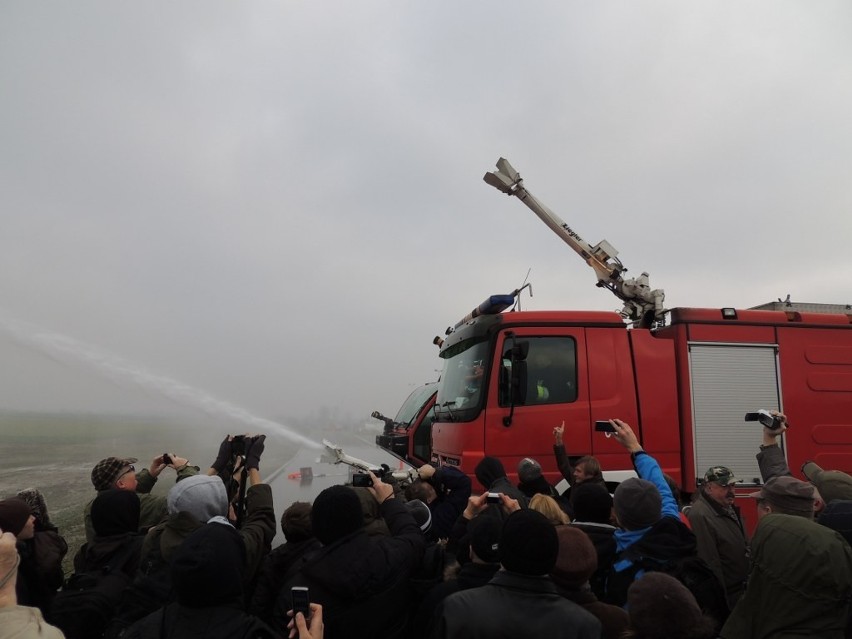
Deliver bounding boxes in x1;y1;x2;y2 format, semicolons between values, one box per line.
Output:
167;475;228;523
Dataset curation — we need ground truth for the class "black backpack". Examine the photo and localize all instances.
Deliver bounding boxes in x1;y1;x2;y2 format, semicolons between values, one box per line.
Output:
606;550;729;631
48;541;140;639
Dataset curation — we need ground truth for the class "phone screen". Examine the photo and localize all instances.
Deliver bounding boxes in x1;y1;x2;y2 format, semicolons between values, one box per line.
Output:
594;420;616;433
291;586;310;618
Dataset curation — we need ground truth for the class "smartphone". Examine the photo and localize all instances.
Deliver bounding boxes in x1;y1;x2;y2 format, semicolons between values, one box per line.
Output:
486;492;501;503
352;472;373;487
594;420;616;433
291;586;310;619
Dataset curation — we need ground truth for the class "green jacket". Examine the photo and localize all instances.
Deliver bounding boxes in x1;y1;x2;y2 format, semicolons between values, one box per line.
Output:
83;465;199;543
721;513;852;639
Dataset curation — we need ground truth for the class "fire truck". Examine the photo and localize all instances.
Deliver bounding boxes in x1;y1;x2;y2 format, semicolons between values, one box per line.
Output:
377;158;852;531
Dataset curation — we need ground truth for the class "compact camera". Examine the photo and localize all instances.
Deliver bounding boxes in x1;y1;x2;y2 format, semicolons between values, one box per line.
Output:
486;492;501;504
744;410;782;430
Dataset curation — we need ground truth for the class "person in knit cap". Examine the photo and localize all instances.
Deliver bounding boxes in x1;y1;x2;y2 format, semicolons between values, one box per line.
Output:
83;449;199;544
0;529;65;639
473;456;528;512
551;525;629;639
250;501;321;628
721;513;852;639
603;419;727;632
274;472;425;638
570;482;616;600
124;522;278;638
115;437;275;632
516;457;562;501
413;513;503;638
0;497;49;614
14;487;67;609
73;489;144;576
626;572;716;639
432;509;601;639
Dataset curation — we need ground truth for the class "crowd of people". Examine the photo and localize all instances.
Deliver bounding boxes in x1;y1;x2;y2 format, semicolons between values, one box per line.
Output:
1;415;852;639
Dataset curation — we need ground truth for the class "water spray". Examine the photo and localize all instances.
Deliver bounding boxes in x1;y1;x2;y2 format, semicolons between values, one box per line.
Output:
0;313;323;451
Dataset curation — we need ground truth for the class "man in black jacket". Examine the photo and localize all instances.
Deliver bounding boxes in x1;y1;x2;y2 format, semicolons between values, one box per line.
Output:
276;471;425;638
431;509;600;639
405;464;471;542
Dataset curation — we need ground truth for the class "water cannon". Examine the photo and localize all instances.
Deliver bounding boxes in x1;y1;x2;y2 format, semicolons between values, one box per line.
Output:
484;157;666;328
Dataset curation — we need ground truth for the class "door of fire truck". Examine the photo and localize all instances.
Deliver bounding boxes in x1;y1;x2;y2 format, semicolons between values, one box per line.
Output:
484;324;640;480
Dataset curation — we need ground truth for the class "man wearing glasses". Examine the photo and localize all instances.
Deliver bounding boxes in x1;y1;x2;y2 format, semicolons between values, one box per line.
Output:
84;454;199;543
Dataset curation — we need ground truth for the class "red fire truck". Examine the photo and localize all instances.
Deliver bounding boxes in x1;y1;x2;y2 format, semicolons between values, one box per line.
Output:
377;158;852;532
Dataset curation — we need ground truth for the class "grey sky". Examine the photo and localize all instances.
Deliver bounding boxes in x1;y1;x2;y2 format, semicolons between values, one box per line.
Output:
1;2;850;432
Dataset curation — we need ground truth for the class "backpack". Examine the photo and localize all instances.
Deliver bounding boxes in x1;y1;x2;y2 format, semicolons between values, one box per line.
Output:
48;541;140;639
606;550;729;631
103;534;177;639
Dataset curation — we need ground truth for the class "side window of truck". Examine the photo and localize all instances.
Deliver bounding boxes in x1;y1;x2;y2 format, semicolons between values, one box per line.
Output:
500;336;578;405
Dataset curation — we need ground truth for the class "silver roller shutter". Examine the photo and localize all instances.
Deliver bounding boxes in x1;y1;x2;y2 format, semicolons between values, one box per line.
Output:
689;343;781;486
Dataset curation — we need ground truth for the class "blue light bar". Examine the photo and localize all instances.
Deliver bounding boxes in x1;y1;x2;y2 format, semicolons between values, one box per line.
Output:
454;294;516;329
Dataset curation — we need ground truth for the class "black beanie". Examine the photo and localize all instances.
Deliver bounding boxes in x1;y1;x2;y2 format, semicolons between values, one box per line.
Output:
500;509;559;575
172;522;246;608
475;456;506;490
91;489;141;537
0;498;31;537
311;485;365;545
572;482;613;524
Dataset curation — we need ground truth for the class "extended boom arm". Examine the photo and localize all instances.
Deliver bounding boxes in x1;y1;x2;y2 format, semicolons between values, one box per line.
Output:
484;157;665;327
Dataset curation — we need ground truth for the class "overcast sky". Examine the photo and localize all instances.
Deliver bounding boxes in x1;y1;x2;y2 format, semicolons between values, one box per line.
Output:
1;2;850;436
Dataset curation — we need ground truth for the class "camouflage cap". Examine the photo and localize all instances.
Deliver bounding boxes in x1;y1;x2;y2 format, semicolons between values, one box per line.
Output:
91;457;138;491
704;466;740;486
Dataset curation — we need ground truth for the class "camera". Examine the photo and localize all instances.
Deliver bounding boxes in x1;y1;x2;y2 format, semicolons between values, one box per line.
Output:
486;492;501;504
291;586;310;619
231;435;246;456
744;410;782;430
162;453;172;465
352;472;373;487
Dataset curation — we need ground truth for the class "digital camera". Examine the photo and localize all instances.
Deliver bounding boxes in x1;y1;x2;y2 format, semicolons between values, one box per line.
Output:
744;410;782;430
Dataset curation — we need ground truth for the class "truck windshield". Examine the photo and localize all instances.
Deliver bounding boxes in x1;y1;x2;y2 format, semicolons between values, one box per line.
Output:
394;383;437;427
435;340;490;420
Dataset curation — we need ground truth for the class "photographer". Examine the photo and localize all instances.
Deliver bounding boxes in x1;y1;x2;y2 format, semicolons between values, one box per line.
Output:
273;471;425;638
84;452;199;544
405;464;471;542
112;435;275;633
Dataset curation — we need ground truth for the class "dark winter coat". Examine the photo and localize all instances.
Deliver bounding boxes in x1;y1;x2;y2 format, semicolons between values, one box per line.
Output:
275;497;425;638
569;521;616;600
124;601;278;639
249;537;321;626
430;571;601;639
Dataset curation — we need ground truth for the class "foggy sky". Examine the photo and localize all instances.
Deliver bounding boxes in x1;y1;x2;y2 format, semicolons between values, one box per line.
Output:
1;2;851;431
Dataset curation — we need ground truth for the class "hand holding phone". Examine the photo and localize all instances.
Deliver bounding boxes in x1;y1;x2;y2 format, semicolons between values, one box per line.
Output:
594;420;616;433
291;586;310;620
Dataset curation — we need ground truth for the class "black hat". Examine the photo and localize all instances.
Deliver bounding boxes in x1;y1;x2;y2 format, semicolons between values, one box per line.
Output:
499;509;559;576
614;478;661;531
0;498;31;537
172;522;246;608
468;515;501;563
91;489;141;537
571;482;613;524
311;485;364;545
475;456;507;490
404;499;433;534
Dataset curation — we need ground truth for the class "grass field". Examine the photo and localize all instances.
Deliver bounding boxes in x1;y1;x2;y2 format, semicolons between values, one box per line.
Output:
0;411;299;575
